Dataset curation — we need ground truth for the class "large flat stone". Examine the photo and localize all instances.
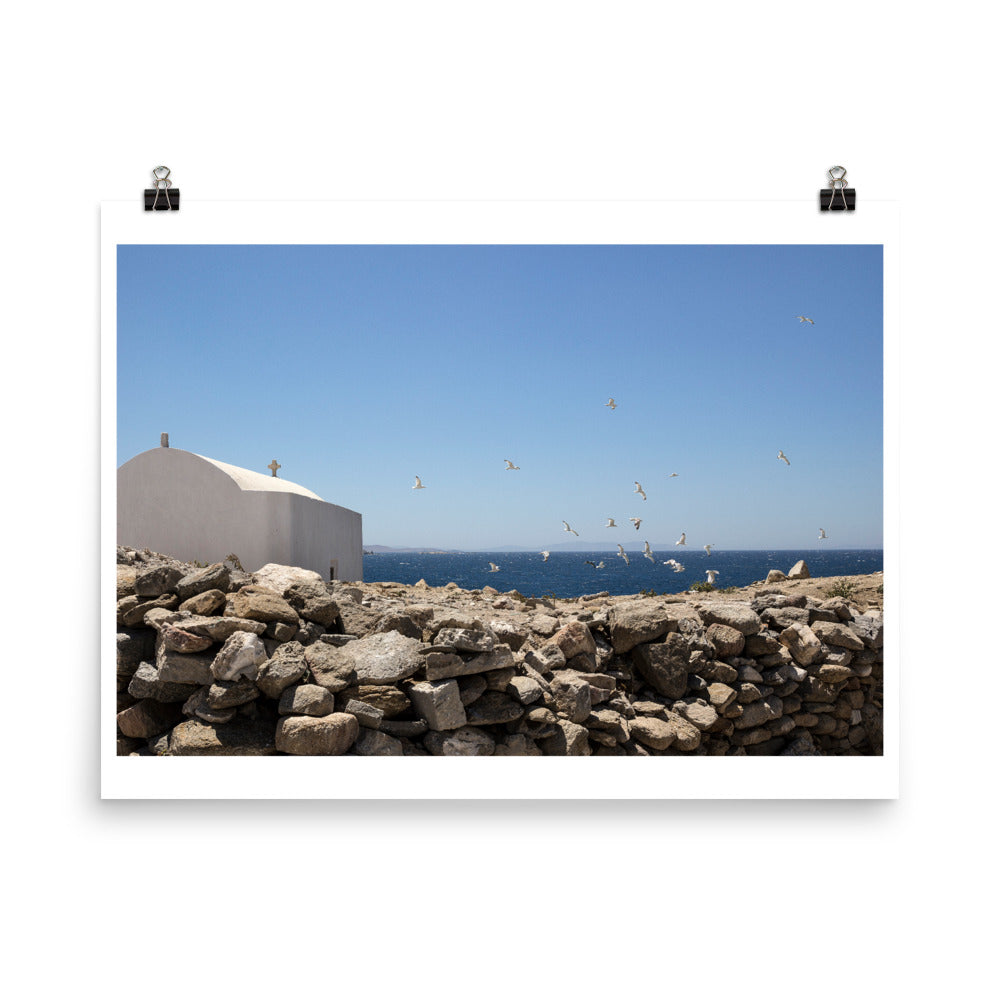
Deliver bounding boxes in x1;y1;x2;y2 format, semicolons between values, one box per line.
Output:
155;642;215;686
206;676;260;709
424;645;515;681
127;662;200;703
275;713;359;755
167;718;277;755
538;719;591;755
117;699;183;738
135;564;184;597
550;671;592;724
343;631;426;685
464;691;524;726
278;684;337;717
778;622;823;666
252;563;325;595
407;679;467;731
256;642;309;698
353;730;404;755
304;641;359;692
706;623;744;656
232;585;300;627
608;600;687;654
698;603;763;636
631;632;690;698
159;623;214;654
338;684;411;718
433;628;496;653
629;715;676;751
552;621;596;659
182;616;267;642
284;581;341;627
179;589;227;616
175;563;230;600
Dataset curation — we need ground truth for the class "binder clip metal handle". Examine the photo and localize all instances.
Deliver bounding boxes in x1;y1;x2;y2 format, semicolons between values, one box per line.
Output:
820;165;855;211
144;165;180;211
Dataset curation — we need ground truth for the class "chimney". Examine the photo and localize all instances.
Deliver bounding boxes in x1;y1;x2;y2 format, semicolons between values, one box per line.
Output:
161;433;169;447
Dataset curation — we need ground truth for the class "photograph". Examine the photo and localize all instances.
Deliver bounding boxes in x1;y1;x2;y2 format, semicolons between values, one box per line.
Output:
113;239;885;764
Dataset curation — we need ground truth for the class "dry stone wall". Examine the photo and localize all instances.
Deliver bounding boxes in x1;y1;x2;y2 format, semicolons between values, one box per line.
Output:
116;547;884;757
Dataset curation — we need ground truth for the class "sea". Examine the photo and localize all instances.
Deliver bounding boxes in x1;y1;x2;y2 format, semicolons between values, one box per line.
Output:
362;549;883;599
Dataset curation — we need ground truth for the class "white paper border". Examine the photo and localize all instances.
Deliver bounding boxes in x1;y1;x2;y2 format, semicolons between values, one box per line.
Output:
102;199;898;799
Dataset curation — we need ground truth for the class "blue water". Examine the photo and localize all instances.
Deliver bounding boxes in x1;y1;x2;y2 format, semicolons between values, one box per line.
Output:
362;549;883;599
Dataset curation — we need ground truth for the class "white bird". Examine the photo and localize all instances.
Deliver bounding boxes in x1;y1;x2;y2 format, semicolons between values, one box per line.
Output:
643;541;655;563
503;459;520;470
629;517;642;531
634;481;647;501
796;315;815;325
605;517;617;528
488;562;500;573
541;551;550;561
705;569;719;584
668;472;679;478
412;475;426;489
584;560;606;569
606;398;617;410
675;532;686;546
777;450;790;466
818;529;827;540
562;520;579;536
663;559;685;573
617;544;630;566
704;544;713;556
596;560;605;569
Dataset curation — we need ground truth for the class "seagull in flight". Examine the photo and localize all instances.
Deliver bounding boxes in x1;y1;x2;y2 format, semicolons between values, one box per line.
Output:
634;481;647;501
705;569;719;584
503;459;520;470
668;472;679;478
606;517;618;527
643;541;655;563
584;560;606;569
818;529;827;540
488;562;500;573
606;398;618;410
704;544;713;556
562;520;579;536
675;532;686;546
796;316;815;325
617;544;630;566
629;517;642;531
541;550;550;561
412;475;426;489
777;450;790;465
664;559;685;573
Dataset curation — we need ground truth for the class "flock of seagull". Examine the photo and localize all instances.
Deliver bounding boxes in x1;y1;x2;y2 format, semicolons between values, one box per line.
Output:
410;318;828;586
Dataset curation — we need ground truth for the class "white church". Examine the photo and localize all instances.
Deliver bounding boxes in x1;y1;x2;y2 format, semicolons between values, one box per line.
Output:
117;437;363;581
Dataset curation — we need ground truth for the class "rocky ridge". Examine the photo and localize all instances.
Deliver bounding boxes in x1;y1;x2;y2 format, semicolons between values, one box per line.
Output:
116;547;884;757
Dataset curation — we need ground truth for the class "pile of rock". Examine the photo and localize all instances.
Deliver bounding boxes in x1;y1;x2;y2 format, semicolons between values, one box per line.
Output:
116;547;884;757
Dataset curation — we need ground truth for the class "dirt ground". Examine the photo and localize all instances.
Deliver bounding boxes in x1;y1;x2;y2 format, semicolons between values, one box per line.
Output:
688;572;885;612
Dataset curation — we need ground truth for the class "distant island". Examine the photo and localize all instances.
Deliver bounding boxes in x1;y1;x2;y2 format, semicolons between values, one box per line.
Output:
364;545;463;554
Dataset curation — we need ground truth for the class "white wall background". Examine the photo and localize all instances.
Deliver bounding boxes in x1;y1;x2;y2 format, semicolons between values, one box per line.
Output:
3;1;993;996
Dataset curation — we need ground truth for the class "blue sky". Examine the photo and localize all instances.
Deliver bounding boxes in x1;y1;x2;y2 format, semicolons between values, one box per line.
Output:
117;243;883;551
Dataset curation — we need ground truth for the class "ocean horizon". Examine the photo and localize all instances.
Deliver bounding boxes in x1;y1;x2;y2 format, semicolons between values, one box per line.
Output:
362;548;883;599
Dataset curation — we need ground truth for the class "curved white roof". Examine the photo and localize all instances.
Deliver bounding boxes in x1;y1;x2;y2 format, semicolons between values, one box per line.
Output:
193;453;324;501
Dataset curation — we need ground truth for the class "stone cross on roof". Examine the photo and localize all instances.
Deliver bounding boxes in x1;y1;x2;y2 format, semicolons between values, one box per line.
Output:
267;459;281;477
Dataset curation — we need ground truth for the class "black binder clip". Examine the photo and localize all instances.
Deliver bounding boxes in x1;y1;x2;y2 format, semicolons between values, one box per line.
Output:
144;166;180;211
819;165;855;211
